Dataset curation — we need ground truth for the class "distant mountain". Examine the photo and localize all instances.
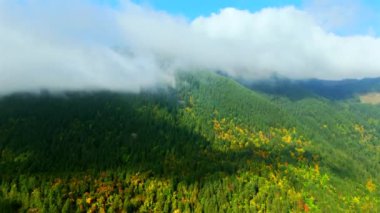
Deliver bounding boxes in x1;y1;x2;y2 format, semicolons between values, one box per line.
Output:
0;71;379;212
240;76;380;100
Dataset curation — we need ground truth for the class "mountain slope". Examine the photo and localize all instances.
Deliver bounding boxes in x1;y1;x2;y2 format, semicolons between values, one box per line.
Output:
0;71;379;212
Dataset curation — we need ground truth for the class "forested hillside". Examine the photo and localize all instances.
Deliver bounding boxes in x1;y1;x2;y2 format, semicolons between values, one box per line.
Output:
0;71;379;212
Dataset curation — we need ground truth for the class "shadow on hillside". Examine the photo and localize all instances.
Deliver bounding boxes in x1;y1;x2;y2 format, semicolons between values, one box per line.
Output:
0;92;305;184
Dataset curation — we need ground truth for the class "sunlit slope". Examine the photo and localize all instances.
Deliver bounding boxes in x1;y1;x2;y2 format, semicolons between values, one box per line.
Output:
0;71;379;212
176;72;295;134
360;92;380;104
182;71;380;207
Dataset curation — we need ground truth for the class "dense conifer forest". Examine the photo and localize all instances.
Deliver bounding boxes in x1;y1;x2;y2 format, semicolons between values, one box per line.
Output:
0;72;379;212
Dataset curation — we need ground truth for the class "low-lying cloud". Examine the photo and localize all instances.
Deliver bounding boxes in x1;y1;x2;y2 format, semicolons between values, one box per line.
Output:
1;0;380;95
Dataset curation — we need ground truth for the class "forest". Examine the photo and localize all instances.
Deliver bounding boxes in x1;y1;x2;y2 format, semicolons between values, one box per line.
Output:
0;71;379;212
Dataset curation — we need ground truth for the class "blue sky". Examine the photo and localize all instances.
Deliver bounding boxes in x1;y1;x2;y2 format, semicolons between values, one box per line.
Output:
131;0;302;18
95;0;302;17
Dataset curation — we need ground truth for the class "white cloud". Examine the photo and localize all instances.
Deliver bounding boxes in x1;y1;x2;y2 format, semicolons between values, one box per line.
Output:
0;0;173;95
189;7;380;79
0;0;380;95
